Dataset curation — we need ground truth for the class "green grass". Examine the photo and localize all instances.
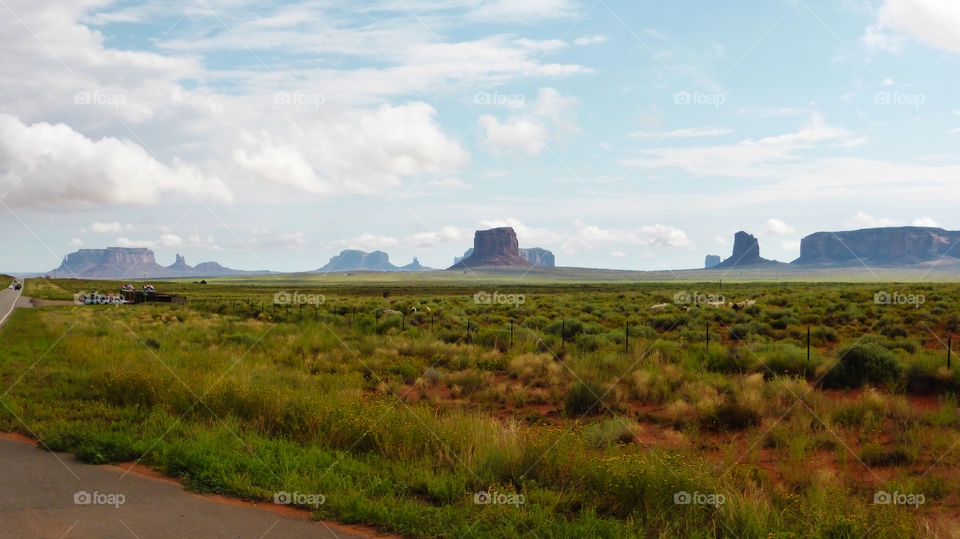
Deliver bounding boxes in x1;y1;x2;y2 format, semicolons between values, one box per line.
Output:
0;277;953;536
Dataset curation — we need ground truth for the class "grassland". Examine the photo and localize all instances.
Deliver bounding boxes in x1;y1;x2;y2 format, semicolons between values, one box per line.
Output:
3;277;959;536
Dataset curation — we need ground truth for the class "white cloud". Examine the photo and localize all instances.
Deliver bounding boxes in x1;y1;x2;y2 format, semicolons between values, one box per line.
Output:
913;216;940;227
621;114;852;177
781;239;801;252
532;87;579;134
478;115;549;155
573;35;607;46
639;224;691;247
862;24;902;52
90;222;131;234
115;236;156;248
68;238;83;247
611;250;626;257
335;233;399;251
471;0;581;20
478;87;578;155
233;103;469;196
765;218;795;235
851;212;900;228
404;226;470;248
630;127;733;138
0;114;231;209
160;233;222;250
868;0;960;54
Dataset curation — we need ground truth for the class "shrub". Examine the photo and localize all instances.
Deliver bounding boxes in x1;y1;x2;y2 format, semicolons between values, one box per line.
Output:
811;326;839;345
823;343;901;388
582;418;635;448
705;399;761;431
698;347;752;374
758;344;817;378
728;324;751;341
859;443;915;467
563;380;609;416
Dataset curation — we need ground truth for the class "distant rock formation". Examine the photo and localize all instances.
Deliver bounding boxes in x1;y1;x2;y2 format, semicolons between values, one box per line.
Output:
318;250;397;272
704;255;721;268
453;248;472;265
448;227;532;269
454;245;555;267
793;226;960;266
167;254;191;272
52;248;266;279
520;247;555;267
712;231;780;268
400;257;432;271
317;250;432;272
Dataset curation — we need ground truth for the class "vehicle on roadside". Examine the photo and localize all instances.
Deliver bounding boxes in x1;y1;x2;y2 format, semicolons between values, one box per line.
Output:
13;282;21;290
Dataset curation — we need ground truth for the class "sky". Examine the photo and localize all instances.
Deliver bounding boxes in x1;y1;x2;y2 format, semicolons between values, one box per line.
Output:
2;0;960;273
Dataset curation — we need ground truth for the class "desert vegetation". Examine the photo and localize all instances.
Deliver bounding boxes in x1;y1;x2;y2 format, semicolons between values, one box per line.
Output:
2;278;957;536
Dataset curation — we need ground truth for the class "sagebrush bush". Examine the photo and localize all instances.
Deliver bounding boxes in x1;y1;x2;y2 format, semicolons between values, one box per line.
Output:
563;379;609;416
823;343;901;388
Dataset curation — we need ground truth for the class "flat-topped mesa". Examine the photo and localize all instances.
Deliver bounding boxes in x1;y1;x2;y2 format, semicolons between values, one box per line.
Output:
704;255;721;268
793;226;960;265
55;247;160;276
448;227;532;269
318;250;397;272
520;247;555;267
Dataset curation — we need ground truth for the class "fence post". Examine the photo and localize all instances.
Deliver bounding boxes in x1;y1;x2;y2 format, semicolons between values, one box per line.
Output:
806;325;811;373
510;319;514;349
949;335;952;370
705;323;709;353
625;321;629;352
315;304;318;321
561;320;565;352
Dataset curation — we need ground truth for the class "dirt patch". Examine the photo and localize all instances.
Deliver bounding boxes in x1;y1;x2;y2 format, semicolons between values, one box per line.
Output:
29;298;74;307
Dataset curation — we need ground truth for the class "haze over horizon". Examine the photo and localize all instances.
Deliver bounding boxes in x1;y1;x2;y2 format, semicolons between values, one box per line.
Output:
3;0;960;273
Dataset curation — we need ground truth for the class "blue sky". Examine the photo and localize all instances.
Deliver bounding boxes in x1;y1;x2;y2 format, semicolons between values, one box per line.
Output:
2;0;960;273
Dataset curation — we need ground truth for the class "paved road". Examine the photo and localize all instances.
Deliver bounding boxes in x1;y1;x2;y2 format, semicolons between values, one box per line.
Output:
0;438;369;538
0;281;24;328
